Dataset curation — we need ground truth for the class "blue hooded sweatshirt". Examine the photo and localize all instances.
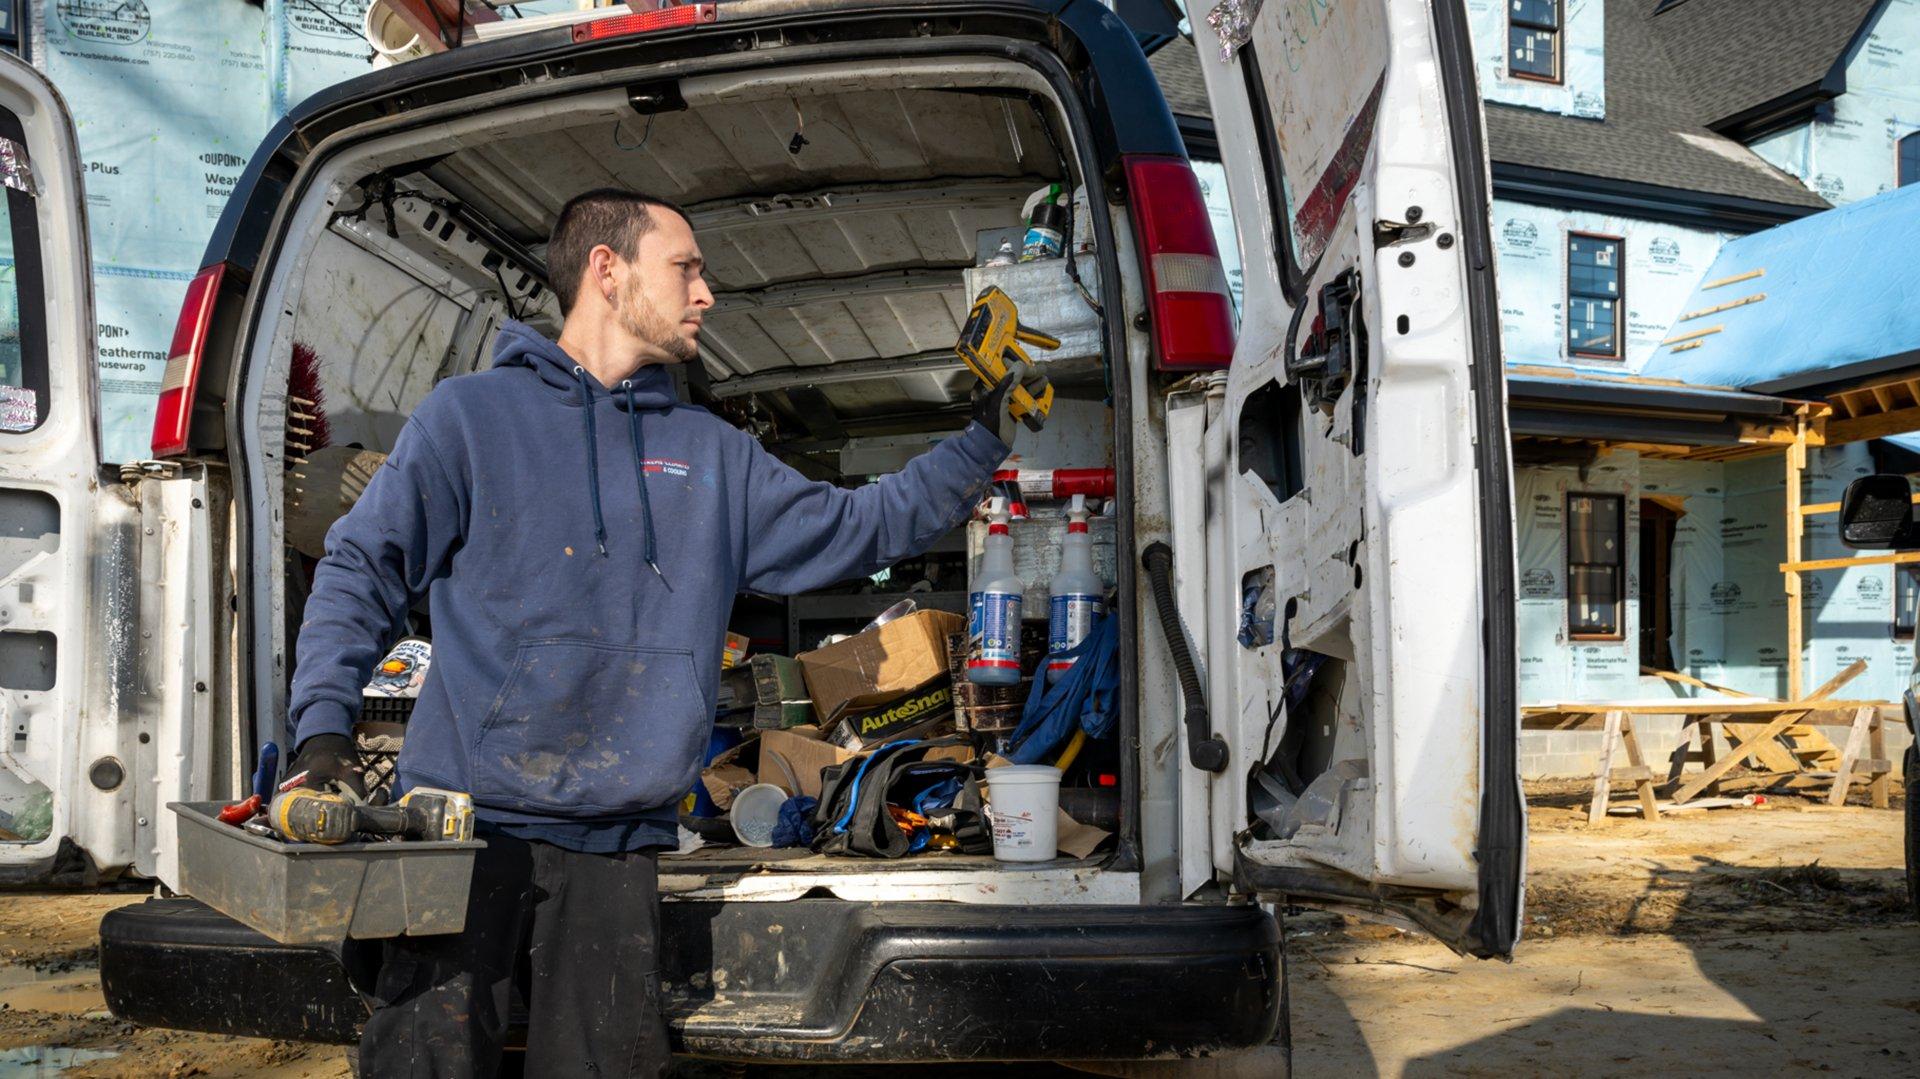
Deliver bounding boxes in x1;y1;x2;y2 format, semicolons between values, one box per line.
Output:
289;320;1007;840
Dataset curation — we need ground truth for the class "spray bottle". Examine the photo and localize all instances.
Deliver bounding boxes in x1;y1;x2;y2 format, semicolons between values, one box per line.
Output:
968;497;1025;686
1047;494;1105;681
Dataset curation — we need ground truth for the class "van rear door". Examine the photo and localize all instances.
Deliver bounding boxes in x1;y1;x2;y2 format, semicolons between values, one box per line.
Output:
0;52;115;875
1174;0;1522;956
0;51;219;885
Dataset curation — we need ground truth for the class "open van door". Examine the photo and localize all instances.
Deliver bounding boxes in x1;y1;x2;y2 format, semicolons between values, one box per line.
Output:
0;51;109;877
0;52;217;884
1171;0;1521;956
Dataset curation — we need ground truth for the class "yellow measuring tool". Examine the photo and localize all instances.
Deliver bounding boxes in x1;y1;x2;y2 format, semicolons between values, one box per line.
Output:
954;286;1058;432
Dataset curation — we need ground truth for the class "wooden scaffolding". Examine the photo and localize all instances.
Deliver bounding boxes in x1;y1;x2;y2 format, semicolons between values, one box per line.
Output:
1514;373;1920;822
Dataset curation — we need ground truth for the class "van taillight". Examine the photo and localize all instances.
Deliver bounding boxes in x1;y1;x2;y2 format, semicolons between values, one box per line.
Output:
573;2;716;41
150;263;226;458
1123;155;1236;371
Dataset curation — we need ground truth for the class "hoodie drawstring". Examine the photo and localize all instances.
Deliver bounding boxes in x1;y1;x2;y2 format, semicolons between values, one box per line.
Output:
574;367;610;557
623;380;667;586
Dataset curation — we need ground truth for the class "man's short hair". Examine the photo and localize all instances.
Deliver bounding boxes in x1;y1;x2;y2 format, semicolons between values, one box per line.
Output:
547;189;693;314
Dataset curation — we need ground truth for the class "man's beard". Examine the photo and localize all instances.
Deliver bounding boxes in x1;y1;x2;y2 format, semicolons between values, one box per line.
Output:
615;277;699;362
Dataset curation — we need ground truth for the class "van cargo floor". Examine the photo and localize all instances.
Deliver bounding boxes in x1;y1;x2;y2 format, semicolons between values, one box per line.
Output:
661;847;1101;873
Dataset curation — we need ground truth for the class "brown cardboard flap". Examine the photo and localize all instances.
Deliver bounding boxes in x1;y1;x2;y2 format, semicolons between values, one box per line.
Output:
756;726;856;800
798;610;965;723
700;763;756;811
1054;808;1111;859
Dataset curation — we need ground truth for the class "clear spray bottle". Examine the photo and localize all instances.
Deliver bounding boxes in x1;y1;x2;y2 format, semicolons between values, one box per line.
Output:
968;497;1025;686
1047;494;1105;681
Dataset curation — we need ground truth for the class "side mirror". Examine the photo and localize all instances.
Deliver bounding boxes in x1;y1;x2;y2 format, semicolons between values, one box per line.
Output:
1838;474;1917;549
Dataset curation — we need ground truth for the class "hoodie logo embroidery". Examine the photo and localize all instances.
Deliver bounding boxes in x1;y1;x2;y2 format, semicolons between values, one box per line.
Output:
643;459;690;478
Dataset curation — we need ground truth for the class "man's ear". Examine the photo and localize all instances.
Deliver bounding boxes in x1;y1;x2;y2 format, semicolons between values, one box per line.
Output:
586;244;619;305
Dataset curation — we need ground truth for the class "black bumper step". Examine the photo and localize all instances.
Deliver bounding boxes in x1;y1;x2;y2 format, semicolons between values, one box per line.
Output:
103;896;1279;1061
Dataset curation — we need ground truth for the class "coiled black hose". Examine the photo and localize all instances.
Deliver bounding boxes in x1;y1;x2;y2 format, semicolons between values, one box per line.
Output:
1141;542;1227;773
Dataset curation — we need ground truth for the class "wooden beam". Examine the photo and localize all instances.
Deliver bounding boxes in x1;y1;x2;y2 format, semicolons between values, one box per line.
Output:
1523;700;1886;716
1661;324;1725;347
1785;419;1805;700
1703;268;1764;290
1679;293;1766;321
1672;709;1811;803
1824;404;1920;445
1826;707;1875;806
1780;550;1920;573
1800;492;1920;516
1620;715;1661;820
1640;667;1760;698
1589;711;1623;824
1807;658;1868;702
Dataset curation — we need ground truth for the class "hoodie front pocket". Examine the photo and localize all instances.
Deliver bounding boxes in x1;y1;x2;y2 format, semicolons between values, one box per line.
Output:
472;640;706;815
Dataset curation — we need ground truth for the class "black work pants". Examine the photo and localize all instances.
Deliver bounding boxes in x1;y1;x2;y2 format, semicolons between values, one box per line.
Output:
359;831;671;1078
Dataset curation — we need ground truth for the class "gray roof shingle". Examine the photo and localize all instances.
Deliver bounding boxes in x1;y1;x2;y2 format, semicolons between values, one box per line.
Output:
1484;2;1829;209
1148;39;1211;118
1145;4;1839;211
1648;0;1879;129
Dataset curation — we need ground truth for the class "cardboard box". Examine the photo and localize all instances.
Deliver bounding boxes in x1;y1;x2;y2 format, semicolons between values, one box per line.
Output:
798;610;965;724
756;724;976;801
755;726;854;800
750;654;814;730
826;681;955;750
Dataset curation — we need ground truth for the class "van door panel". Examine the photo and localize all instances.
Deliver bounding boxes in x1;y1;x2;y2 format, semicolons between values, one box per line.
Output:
1188;0;1522;956
0;52;113;874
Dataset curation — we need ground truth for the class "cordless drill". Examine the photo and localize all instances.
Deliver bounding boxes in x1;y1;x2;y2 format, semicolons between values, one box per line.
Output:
955;286;1059;432
270;785;476;845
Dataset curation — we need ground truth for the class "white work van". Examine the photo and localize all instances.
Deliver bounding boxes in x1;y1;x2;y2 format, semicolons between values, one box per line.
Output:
0;0;1522;1066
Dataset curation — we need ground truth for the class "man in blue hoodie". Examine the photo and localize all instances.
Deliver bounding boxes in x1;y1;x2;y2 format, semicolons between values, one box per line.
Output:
286;189;1043;1076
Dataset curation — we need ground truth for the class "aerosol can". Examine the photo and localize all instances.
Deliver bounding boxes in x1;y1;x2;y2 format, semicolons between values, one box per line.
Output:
1047;495;1104;681
968;498;1024;686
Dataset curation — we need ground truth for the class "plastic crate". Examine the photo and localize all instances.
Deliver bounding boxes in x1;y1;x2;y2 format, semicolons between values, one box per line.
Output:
169;801;483;945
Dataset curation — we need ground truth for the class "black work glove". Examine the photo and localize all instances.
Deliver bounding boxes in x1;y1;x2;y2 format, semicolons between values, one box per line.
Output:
287;732;366;801
972;361;1052;447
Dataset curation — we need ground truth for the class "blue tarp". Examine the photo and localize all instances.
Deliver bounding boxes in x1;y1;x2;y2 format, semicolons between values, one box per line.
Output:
1640;184;1920;394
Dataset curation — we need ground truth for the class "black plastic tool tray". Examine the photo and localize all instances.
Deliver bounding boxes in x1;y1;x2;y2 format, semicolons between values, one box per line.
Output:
169;800;484;945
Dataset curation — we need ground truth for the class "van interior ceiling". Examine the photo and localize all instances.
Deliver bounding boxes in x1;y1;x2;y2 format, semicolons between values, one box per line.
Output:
263;62;1124;871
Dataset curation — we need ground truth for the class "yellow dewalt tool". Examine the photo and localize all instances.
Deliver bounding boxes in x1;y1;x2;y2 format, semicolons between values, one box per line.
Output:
271;785;475;845
955;286;1058;432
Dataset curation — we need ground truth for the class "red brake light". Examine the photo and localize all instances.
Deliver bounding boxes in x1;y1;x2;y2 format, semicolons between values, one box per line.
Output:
150;263;227;458
1123;155;1236;371
573;3;716;41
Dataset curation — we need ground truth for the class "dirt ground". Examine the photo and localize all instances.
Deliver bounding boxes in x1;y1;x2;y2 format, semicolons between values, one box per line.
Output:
0;783;1910;1077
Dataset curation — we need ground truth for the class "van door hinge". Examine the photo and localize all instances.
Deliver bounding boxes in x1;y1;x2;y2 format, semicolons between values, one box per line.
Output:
119;461;182;484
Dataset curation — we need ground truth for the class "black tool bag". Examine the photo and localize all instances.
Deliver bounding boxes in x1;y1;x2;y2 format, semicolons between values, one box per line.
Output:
811;736;990;858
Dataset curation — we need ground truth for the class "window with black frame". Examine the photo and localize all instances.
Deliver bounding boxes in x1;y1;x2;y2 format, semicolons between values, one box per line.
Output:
1509;0;1561;82
1567;493;1624;638
1900;132;1920;188
1568;233;1623;360
1896;565;1919;640
0;2;21;56
0;104;42;435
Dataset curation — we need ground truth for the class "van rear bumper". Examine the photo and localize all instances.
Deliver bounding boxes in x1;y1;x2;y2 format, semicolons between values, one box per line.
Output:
102;897;1280;1061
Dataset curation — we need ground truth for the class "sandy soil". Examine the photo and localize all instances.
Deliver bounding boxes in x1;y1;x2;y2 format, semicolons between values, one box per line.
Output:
0;786;1908;1077
1290;786;1917;1076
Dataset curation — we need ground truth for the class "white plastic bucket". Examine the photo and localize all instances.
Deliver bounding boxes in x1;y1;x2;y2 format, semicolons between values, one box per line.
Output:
364;1;432;69
729;783;789;848
985;765;1062;862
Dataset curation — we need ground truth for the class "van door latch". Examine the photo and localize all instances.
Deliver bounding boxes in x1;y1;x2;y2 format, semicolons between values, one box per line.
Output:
1285;269;1365;418
1373;217;1434;248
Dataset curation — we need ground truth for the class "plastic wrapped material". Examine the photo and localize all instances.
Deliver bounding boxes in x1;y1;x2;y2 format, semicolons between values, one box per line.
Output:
961;256;1103;366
